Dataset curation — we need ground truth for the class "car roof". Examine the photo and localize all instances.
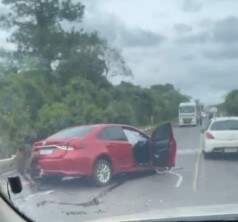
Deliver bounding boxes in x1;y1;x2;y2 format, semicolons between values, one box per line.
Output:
77;123;136;129
211;117;238;122
54;124;140;134
98;123;137;128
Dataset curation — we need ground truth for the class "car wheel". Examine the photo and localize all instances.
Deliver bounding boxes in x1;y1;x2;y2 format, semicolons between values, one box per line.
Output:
203;150;212;159
93;159;112;186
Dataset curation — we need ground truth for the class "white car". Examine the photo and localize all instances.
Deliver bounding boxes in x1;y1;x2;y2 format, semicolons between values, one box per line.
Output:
202;117;238;158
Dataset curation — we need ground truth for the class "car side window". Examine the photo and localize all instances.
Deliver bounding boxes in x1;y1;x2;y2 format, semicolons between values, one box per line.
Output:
98;126;127;141
123;128;148;145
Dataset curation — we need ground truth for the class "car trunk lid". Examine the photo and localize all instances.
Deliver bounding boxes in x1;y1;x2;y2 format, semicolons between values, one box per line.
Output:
33;137;77;159
211;130;238;141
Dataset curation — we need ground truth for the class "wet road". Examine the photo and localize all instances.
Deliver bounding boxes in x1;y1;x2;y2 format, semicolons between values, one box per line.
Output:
7;126;238;221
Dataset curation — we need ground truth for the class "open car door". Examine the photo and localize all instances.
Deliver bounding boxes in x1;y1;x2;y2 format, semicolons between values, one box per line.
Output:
150;123;176;168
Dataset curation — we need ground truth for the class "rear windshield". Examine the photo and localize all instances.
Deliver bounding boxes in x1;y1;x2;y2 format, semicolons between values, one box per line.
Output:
48;126;93;139
210;120;238;131
179;106;195;113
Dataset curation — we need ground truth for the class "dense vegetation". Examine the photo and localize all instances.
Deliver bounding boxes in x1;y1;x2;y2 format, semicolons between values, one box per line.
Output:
0;0;188;156
223;90;238;116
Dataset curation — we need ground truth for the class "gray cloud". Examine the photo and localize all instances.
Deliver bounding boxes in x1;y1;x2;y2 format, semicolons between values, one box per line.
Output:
176;16;238;60
181;54;195;61
176;31;209;44
174;23;193;34
120;29;165;47
213;16;238;43
177;16;238;45
82;5;165;48
204;45;238;60
182;0;203;12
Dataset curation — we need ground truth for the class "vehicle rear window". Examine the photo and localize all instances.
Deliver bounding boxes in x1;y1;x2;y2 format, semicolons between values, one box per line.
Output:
179;106;195;113
48;126;93;139
98;126;127;141
210;120;238;131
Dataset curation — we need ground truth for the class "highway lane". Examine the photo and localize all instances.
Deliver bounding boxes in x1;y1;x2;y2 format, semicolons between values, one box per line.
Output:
5;125;238;221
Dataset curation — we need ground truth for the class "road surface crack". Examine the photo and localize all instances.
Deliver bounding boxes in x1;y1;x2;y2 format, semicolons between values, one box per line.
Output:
36;179;127;208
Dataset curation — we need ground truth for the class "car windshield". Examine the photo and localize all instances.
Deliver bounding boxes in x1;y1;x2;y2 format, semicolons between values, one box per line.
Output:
48;126;93;139
1;1;238;222
211;120;238;131
179;106;195;113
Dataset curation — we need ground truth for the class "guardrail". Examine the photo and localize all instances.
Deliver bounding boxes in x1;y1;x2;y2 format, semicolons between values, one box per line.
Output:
0;155;16;174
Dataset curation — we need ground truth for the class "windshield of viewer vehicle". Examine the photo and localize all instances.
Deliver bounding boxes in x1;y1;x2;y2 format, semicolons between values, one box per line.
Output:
1;1;238;222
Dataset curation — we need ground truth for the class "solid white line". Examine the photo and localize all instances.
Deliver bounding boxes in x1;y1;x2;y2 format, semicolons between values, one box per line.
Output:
25;190;54;201
177;149;198;155
192;136;203;192
168;171;183;188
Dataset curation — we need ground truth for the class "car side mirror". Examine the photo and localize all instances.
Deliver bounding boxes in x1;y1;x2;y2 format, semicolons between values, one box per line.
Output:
8;176;22;194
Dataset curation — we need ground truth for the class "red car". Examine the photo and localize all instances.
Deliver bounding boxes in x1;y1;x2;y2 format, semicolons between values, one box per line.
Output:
32;123;176;186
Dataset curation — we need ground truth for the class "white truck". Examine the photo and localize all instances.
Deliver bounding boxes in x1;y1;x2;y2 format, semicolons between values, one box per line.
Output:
178;102;198;126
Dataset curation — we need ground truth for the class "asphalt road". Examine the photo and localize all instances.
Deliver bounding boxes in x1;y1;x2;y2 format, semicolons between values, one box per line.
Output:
4;125;238;221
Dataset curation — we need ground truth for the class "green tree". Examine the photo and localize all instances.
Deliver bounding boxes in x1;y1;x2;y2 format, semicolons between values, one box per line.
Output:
149;84;189;123
0;74;38;153
224;90;238;115
0;0;84;72
37;102;73;138
0;0;132;83
105;101;136;124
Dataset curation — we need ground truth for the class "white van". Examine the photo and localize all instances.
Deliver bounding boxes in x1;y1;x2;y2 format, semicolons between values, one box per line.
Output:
178;102;197;126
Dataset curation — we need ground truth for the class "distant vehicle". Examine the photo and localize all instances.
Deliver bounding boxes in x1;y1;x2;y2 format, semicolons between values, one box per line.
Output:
31;123;176;186
202;117;238;158
178;102;197;126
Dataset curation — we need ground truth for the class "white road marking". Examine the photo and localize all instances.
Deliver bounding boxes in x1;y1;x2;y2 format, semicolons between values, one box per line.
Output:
177;149;197;155
192;135;203;192
25;190;54;201
168;171;183;188
192;151;201;192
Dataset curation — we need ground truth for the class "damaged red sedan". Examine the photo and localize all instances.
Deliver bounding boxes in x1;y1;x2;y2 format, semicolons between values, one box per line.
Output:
32;123;176;186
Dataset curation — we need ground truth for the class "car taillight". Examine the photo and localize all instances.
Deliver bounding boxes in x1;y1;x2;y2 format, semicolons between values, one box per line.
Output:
56;145;75;151
78;144;87;149
205;132;215;139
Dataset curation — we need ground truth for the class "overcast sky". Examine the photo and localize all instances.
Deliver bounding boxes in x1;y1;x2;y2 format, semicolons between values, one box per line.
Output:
80;0;238;104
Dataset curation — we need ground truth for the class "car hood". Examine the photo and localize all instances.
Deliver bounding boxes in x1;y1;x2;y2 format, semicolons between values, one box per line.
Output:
91;204;238;222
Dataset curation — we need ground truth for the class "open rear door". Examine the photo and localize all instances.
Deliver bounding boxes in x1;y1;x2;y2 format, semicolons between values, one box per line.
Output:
150;123;176;167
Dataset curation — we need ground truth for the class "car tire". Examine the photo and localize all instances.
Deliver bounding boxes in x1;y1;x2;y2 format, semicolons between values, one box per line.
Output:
93;159;112;186
203;150;212;159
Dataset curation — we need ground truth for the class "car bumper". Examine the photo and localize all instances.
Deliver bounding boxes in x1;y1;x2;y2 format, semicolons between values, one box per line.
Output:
179;121;196;126
36;156;92;177
204;140;238;153
179;118;197;126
